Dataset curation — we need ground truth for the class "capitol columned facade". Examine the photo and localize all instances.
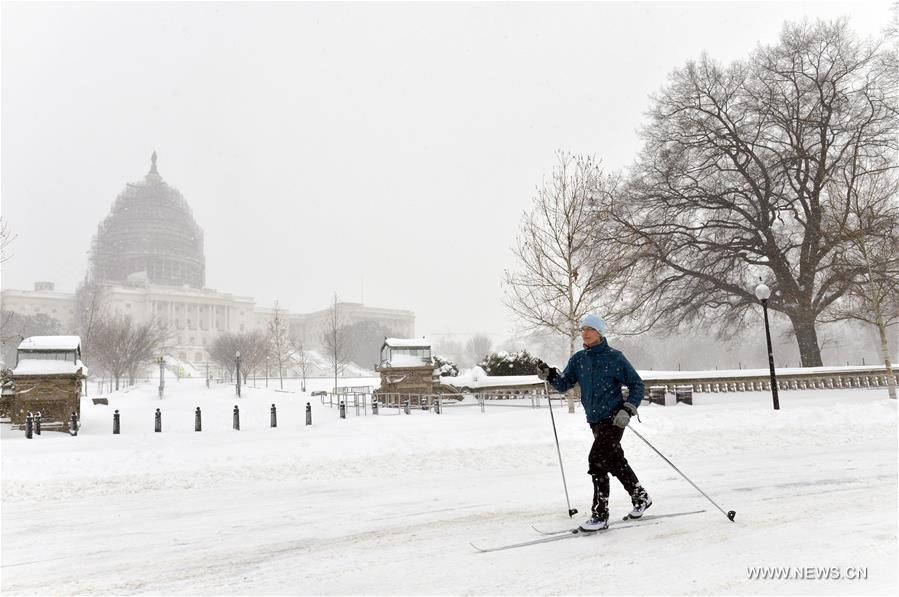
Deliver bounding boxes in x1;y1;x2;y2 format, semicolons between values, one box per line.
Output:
1;154;414;364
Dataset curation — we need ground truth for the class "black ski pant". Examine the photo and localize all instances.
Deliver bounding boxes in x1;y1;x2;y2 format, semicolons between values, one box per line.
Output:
588;420;641;516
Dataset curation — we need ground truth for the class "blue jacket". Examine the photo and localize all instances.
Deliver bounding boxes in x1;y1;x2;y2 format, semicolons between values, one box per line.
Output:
549;339;644;424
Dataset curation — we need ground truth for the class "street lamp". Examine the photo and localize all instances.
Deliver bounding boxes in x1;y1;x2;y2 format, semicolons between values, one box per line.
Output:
754;280;780;410
158;355;165;399
235;350;241;398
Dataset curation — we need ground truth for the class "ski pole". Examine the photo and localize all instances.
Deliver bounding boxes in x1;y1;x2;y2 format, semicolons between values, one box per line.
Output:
627;425;736;522
544;381;578;518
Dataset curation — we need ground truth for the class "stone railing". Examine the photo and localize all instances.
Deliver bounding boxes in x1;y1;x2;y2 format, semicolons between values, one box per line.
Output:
640;364;897;394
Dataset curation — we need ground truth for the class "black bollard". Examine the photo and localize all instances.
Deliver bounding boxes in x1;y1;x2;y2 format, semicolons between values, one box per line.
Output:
155;408;162;432
113;410;121;434
339;401;346;419
373;401;379;415
233;405;240;430
404;399;411;415
34;411;42;435
69;411;79;436
435;396;442;415
195;407;202;432
25;412;33;439
270;404;277;428
305;402;312;426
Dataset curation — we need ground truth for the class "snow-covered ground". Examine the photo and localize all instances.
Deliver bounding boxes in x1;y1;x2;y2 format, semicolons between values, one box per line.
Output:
1;375;896;595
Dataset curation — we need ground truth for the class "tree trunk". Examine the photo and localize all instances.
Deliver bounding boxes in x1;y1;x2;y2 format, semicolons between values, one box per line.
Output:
876;316;897;400
788;313;824;368
567;331;577;413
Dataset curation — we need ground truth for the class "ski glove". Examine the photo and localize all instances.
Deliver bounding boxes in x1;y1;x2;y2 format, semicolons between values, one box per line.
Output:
612;402;638;429
535;360;557;382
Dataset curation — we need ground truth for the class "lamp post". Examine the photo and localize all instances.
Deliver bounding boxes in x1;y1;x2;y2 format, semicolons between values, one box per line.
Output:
158;355;165;399
754;281;780;410
235;351;241;398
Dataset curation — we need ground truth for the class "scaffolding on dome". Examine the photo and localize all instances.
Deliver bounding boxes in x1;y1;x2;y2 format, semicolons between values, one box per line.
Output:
87;152;206;288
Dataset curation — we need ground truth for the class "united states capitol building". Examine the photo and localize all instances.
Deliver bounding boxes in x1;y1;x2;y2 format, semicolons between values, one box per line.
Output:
1;153;414;364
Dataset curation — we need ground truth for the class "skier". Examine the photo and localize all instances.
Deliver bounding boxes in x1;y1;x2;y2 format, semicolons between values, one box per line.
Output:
537;314;651;531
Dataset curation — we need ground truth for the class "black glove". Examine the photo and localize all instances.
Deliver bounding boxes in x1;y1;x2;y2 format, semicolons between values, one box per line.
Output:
535;360;557;382
612;402;638;429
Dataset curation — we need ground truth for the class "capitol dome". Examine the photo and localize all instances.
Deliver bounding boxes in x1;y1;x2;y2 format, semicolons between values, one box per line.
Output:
88;152;206;288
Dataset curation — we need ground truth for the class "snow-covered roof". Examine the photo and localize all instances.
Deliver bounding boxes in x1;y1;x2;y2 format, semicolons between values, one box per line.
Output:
384;337;430;348
18;336;82;351
13;359;88;377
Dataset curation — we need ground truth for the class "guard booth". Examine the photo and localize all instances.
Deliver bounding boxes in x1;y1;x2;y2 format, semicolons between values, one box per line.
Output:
10;336;88;433
375;337;437;405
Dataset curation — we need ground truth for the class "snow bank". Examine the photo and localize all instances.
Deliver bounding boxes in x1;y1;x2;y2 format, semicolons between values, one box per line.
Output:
443;366;541;389
1;376;896;595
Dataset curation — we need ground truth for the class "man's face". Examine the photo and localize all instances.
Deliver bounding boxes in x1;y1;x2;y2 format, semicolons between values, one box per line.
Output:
581;326;601;346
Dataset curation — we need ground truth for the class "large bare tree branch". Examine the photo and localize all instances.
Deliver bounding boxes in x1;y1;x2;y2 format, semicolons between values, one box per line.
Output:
618;20;897;366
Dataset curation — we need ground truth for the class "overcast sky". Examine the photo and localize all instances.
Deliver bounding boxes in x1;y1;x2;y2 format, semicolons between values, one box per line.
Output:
0;1;891;342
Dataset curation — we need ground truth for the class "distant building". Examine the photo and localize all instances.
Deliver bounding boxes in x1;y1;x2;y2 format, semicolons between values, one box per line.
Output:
1;153;414;365
1;283;76;329
88;151;205;288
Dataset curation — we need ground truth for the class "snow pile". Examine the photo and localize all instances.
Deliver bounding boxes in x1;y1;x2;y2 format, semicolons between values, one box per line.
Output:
290;348;375;377
162;354;203;379
1;378;896;594
443;365;542;389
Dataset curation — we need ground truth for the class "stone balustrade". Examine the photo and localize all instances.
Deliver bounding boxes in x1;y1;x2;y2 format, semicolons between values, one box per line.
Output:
641;365;897;394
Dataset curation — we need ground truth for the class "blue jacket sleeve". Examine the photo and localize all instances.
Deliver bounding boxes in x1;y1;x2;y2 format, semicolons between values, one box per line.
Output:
620;355;644;408
549;355;579;394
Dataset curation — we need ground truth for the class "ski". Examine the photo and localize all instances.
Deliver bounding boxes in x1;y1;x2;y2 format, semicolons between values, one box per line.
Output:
470;520;660;553
530;509;707;536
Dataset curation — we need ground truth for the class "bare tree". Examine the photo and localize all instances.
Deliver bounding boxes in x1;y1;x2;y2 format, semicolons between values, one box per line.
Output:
0;218;16;264
268;301;292;390
1;311;62;366
208;333;239;380
74;281;108;370
617;20;897;367
91;315;169;390
321;294;351;393
465;334;493;367
237;330;269;384
504;152;630;357
125;319;173;384
825;174;898;398
432;338;465;368
291;338;311;392
209;331;268;384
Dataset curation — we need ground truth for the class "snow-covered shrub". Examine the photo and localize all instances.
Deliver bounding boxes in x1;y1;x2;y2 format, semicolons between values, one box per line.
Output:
479;350;541;376
433;355;459;377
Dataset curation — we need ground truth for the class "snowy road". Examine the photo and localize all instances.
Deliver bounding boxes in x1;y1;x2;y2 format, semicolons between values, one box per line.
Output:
2;379;896;595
